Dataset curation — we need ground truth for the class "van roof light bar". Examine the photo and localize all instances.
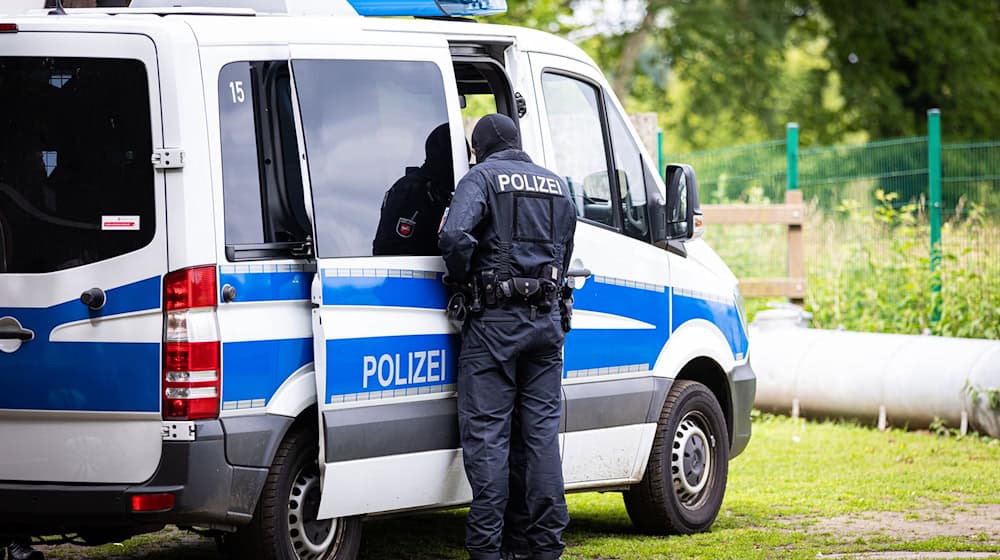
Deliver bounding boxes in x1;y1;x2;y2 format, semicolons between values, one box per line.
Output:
345;0;506;17
129;0;505;17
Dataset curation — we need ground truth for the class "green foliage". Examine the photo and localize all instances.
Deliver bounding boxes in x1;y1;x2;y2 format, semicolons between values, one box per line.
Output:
818;0;1000;141
803;191;1000;339
480;0;575;33
487;0;1000;152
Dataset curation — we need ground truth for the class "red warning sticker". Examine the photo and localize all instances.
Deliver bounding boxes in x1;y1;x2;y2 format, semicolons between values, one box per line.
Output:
101;215;140;231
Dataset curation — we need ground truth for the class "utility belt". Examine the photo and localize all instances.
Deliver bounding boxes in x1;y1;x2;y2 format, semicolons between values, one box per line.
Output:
445;266;568;323
479;269;559;311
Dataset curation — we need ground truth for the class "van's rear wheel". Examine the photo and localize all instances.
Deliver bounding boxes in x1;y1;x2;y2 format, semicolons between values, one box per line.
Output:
624;379;729;534
230;424;362;560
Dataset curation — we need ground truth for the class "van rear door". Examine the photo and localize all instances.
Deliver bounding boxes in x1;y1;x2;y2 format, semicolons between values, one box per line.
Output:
0;31;166;484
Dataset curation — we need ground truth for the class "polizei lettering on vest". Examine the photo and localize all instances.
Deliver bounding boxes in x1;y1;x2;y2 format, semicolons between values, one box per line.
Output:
496;173;562;195
362;349;447;389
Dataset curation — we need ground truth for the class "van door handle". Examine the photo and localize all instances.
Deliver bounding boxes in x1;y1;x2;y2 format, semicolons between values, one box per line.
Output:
565;265;592;290
0;317;34;341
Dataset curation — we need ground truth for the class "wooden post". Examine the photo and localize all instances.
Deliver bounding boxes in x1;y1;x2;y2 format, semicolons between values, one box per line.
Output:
786;189;805;305
629;113;660;165
786;123;804;306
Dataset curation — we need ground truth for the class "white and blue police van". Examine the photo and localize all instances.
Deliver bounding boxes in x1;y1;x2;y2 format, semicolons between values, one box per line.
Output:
0;1;755;558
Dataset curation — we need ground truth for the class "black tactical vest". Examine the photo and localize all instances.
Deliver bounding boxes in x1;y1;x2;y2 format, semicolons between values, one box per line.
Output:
465;149;576;283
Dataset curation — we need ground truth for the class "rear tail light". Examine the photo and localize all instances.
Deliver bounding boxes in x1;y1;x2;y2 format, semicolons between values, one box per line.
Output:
163;266;220;420
0;24;18;33
165;266;218;311
131;493;175;512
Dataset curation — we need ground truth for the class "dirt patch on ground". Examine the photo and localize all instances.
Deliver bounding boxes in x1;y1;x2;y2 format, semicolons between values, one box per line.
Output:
780;503;1000;542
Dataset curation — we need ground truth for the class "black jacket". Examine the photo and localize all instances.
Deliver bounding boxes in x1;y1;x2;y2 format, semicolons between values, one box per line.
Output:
372;167;450;256
439;149;576;284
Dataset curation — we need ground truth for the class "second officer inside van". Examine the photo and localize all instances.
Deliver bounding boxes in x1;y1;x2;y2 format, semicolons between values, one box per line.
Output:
373;123;463;256
439;114;577;560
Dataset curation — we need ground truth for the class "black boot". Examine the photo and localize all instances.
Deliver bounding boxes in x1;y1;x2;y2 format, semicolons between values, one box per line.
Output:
7;541;43;560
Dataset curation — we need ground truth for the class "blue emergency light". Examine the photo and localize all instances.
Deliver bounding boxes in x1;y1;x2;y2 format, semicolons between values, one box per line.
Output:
345;0;507;17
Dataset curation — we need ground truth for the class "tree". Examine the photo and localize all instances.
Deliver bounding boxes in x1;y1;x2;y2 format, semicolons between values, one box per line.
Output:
818;0;1000;140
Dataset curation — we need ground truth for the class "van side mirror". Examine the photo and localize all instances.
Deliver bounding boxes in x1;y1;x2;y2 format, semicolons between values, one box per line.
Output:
650;163;702;249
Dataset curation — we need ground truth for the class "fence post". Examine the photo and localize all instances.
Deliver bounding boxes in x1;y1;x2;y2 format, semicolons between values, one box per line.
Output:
658;129;664;179
928;109;942;324
786;123;804;305
786;123;799;192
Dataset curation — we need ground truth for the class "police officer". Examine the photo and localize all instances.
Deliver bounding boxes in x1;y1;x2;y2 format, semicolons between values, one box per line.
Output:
373;123;465;256
439;114;576;560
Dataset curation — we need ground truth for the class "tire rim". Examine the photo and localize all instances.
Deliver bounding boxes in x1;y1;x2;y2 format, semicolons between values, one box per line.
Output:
288;462;338;560
671;410;714;507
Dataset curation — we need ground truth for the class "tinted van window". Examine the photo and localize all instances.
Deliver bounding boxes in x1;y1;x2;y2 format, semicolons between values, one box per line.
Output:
219;61;265;246
218;61;311;260
0;57;154;273
293;59;451;258
608;105;650;241
540;73;614;228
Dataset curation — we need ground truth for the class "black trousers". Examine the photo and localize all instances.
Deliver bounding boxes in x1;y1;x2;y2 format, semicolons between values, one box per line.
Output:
457;307;569;560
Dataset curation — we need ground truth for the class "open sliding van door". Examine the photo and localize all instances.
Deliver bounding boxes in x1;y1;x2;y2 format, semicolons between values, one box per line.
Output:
287;37;472;519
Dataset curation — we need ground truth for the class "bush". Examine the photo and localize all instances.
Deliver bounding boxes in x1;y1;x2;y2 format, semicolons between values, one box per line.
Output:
803;190;999;339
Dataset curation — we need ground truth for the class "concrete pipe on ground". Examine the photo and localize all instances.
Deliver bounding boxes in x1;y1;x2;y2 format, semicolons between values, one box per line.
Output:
749;306;1000;438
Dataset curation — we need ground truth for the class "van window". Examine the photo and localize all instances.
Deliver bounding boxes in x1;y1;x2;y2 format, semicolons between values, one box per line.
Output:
219;62;266;246
0;57;154;274
607;105;650;241
540;72;615;228
293;59;451;258
218;61;311;260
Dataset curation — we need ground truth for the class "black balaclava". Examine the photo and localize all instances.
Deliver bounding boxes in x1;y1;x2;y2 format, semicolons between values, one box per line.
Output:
472;113;520;162
423;123;454;179
422;123;466;199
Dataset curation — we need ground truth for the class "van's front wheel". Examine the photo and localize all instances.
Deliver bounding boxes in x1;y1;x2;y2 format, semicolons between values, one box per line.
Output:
623;379;729;534
230;424;362;560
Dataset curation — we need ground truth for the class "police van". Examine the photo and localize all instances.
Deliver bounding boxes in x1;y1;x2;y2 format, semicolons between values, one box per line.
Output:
0;1;755;557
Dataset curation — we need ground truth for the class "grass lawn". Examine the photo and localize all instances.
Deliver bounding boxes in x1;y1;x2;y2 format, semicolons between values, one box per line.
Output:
40;415;1000;559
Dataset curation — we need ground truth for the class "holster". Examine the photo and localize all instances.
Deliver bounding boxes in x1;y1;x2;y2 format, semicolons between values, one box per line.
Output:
442;275;474;321
446;292;468;322
559;286;573;332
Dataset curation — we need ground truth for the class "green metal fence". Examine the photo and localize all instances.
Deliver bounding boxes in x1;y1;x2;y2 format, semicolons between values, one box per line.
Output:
664;118;1000;333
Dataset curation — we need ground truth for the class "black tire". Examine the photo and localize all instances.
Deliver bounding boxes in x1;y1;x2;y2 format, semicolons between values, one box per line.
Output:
623;379;729;534
229;424;362;560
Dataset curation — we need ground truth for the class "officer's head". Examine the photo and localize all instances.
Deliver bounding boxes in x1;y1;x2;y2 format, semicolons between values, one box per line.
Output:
472;114;520;162
424;123;453;173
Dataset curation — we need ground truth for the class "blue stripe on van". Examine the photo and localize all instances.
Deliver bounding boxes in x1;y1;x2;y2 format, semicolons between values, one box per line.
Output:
322;273;449;309
0;276;162;412
219;271;312;303
222;337;313;404
672;293;748;359
565;278;670;372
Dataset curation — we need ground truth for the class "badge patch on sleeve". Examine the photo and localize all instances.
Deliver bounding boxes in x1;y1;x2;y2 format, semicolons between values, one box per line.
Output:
396;217;415;238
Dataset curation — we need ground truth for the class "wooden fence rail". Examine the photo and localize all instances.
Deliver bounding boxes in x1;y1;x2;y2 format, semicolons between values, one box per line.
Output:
702;190;806;302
